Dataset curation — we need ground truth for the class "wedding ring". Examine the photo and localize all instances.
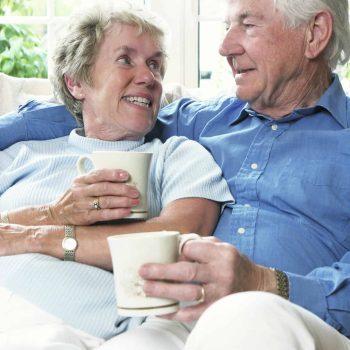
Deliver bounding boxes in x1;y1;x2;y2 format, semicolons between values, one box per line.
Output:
92;198;101;210
197;285;206;303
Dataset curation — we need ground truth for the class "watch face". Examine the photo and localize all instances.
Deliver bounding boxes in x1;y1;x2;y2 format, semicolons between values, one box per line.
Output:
63;237;77;251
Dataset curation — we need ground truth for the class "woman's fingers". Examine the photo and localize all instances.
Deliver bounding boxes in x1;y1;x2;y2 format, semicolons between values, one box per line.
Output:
49;169;142;225
76;168;130;185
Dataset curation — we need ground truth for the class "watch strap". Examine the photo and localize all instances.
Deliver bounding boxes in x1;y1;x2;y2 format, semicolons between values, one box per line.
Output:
0;211;9;223
62;225;77;261
271;268;289;299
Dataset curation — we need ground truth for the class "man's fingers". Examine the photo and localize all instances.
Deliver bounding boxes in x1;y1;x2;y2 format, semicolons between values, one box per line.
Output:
143;280;203;303
140;261;211;284
181;238;235;264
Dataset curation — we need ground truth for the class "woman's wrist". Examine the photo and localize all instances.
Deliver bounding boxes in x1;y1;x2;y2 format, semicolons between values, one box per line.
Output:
1;206;59;226
0;211;9;223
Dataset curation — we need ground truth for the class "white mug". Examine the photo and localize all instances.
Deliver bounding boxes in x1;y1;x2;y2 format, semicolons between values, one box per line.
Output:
76;151;153;220
107;231;201;316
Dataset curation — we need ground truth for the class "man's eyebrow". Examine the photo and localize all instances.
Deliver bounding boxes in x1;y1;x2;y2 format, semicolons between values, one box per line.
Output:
239;10;263;22
225;10;262;24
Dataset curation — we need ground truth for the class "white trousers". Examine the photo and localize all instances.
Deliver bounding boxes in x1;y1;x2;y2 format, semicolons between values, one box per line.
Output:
97;316;192;350
0;287;190;350
0;287;104;350
185;291;350;350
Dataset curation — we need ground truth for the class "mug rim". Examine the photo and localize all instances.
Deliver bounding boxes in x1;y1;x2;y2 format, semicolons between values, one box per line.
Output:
107;230;179;241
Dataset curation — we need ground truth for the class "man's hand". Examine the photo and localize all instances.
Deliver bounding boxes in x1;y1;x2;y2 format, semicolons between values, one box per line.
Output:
139;237;277;322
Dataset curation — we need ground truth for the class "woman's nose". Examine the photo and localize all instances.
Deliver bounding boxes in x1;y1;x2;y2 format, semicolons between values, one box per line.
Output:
134;65;155;85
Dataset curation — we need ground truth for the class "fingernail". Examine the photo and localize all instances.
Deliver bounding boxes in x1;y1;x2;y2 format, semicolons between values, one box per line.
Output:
118;171;128;180
130;190;139;198
131;198;140;206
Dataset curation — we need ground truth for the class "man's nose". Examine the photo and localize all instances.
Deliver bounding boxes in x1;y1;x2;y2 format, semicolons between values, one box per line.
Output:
219;26;244;57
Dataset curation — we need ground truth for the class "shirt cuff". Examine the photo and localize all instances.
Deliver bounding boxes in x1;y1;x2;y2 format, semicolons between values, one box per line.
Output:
286;272;329;322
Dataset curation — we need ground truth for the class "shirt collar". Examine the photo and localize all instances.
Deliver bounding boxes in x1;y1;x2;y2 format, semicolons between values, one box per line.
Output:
315;74;349;128
233;74;349;128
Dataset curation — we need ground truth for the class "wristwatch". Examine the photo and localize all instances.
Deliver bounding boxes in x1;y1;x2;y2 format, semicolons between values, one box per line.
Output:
62;225;77;261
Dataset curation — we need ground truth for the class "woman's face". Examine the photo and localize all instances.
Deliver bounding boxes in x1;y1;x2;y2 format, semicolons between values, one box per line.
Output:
75;23;164;141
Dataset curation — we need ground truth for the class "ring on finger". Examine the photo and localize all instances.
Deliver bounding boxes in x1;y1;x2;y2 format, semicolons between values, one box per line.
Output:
196;285;206;303
92;197;102;210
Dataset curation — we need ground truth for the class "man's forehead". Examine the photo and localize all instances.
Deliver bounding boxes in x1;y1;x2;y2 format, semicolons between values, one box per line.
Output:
225;0;274;19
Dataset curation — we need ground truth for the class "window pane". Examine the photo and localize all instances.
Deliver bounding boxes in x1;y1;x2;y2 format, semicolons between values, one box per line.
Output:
0;23;48;77
199;21;235;94
54;0;85;16
2;0;46;16
199;0;226;18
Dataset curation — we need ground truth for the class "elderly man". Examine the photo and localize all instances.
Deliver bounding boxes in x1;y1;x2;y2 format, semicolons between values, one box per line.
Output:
0;0;350;349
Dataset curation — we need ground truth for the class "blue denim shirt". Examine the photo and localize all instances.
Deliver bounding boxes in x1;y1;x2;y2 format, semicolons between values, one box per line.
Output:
0;75;349;336
0;100;77;150
152;75;350;336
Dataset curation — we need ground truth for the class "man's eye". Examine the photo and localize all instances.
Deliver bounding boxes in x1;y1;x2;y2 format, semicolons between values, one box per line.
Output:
243;23;255;29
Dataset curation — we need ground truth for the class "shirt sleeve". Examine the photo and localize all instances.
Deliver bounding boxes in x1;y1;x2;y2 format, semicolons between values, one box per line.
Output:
147;97;228;142
287;251;350;336
154;136;234;207
0;100;76;150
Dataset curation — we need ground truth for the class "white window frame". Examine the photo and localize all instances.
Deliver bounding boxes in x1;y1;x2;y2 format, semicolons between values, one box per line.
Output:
0;0;202;87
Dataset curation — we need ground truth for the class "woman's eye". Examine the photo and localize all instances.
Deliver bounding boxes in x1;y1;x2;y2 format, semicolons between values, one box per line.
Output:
117;56;131;65
148;60;161;72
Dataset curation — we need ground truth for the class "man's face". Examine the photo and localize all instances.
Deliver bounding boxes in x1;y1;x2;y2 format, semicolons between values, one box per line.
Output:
219;0;309;115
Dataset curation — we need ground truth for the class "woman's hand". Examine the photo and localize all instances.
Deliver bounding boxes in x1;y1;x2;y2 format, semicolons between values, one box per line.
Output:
48;168;141;225
139;237;276;322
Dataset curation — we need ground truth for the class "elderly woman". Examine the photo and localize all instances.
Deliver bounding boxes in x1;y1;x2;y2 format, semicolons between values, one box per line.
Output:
0;1;232;349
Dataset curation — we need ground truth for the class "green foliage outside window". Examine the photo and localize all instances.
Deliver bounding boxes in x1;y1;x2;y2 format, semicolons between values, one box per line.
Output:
0;0;48;78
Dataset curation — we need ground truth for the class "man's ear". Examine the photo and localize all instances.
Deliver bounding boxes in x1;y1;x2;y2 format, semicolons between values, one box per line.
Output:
304;10;333;60
64;75;84;100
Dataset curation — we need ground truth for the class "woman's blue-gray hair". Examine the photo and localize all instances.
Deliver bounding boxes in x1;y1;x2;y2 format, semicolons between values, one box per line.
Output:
52;0;168;124
274;0;350;70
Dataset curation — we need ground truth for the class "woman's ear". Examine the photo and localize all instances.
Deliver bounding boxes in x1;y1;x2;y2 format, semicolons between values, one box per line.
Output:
64;75;84;100
304;10;333;60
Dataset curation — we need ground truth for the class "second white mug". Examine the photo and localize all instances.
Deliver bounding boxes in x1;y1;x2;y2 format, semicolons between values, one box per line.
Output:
107;231;201;316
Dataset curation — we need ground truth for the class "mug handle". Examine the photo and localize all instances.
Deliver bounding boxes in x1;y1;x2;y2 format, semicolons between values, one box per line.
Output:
178;233;202;254
76;156;91;175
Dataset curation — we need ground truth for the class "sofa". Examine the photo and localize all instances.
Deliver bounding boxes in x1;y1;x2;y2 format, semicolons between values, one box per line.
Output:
0;72;226;117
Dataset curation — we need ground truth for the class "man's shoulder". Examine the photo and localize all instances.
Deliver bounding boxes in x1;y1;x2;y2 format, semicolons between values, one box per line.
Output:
161;95;243;115
0;100;77;150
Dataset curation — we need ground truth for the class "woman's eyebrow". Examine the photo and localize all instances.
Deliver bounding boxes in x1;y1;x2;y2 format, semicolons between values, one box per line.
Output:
114;45;164;59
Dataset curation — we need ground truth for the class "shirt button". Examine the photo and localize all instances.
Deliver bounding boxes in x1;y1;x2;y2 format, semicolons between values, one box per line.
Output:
271;124;278;131
244;204;251;208
251;163;258;170
237;227;246;235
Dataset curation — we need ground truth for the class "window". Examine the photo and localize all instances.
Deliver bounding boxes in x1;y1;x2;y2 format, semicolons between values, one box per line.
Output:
0;0;145;78
0;0;349;94
198;0;234;95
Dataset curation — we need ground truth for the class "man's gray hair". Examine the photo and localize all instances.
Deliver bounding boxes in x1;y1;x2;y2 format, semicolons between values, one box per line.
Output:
274;0;350;70
52;0;168;124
